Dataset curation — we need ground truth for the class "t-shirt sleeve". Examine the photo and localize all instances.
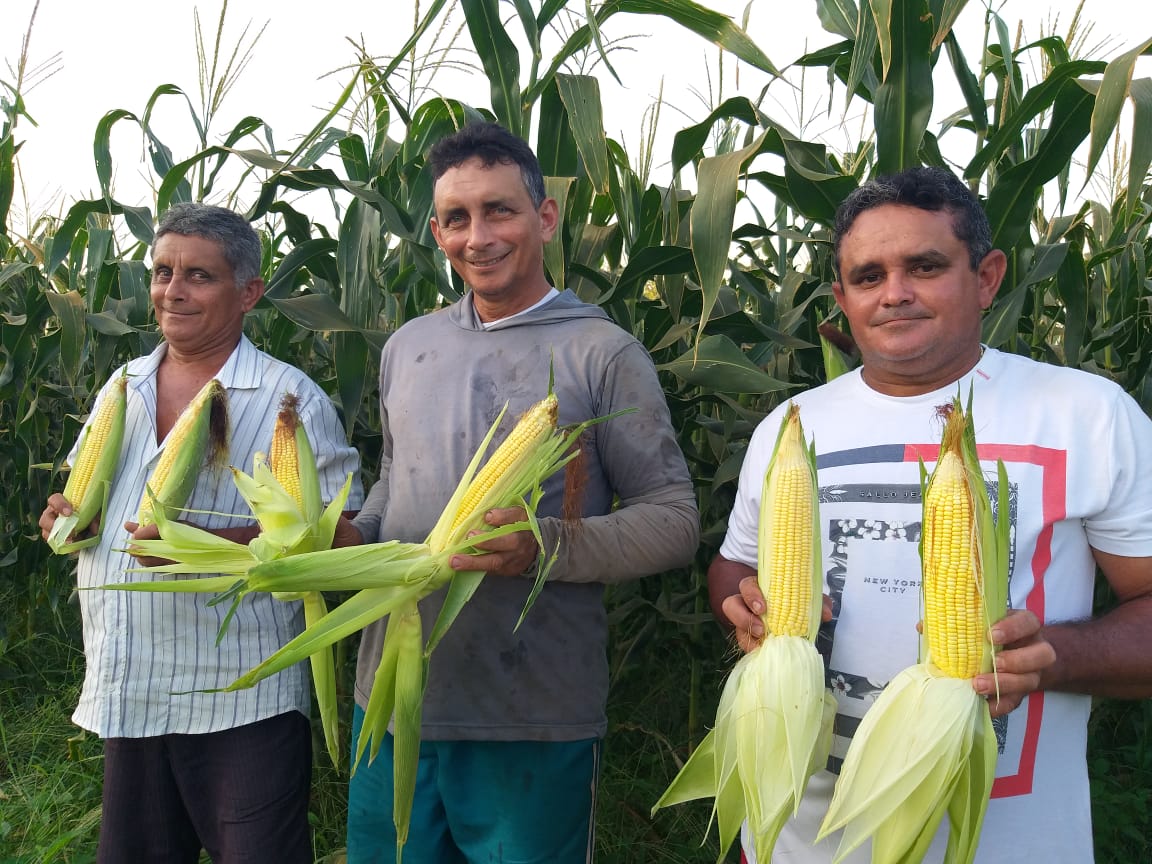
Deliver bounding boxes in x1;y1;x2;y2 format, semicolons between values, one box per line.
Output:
1084;388;1152;556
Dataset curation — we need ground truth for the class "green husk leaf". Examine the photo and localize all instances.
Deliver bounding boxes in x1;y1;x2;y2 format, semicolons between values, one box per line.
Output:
651;729;718;810
303;591;340;767
820;666;980;859
391;603;426;859
424;570;485;657
354;607;406;772
224;582;429;691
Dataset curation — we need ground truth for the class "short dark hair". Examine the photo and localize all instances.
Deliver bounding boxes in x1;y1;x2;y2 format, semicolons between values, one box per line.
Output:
427;122;547;208
154;202;262;289
833;167;993;272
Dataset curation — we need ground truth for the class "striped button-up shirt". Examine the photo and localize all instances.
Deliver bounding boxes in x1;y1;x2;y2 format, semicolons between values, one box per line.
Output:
72;336;363;737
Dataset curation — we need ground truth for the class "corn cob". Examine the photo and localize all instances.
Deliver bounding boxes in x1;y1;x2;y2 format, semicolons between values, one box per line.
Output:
137;378;228;526
47;371;129;554
817;394;1009;864
654;403;835;863
269;393;322;524
445;395;558;537
759;404;819;639
922;432;986;680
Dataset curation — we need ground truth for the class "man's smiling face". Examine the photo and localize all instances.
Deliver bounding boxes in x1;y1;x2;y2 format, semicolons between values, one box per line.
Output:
429;156;558;321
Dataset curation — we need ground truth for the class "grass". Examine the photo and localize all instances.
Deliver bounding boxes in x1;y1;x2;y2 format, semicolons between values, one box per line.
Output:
0;627;101;864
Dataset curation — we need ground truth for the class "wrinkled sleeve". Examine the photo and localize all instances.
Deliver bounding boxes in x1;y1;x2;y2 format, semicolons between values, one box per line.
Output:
538;342;699;584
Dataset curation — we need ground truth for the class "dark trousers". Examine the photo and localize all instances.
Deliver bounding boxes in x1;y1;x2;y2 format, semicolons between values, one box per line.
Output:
97;710;313;864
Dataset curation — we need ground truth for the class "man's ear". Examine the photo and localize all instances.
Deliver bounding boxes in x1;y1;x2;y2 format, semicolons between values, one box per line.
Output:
977;249;1007;310
240;277;264;313
831;280;846;312
429;216;444;251
538;198;559;243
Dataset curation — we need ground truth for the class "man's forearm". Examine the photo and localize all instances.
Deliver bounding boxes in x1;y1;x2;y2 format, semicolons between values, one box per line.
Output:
538;487;699;585
1039;594;1152;698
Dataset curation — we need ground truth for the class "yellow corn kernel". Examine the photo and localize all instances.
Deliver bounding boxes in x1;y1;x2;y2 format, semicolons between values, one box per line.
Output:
448;394;558;534
758;403;819;640
269;394;305;512
64;375;128;510
922;435;983;679
138;379;228;526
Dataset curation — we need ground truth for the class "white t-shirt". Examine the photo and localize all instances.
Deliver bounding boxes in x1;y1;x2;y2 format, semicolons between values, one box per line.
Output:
720;348;1152;863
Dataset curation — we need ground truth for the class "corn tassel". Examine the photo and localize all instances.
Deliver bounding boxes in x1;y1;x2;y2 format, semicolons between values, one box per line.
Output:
653;403;835;863
137;378;228;526
817;393;1009;863
48;371;129;554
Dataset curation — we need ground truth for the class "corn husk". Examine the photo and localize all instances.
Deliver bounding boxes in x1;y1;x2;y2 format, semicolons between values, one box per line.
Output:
48;371;128;554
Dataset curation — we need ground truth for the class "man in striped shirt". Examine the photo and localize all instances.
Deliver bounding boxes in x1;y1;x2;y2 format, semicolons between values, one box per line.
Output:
39;202;362;864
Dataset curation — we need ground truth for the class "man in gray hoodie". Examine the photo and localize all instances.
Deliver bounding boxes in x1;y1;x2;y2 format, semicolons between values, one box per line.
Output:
344;122;700;863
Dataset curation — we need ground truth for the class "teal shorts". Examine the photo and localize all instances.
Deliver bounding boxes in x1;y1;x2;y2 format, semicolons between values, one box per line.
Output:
346;704;600;864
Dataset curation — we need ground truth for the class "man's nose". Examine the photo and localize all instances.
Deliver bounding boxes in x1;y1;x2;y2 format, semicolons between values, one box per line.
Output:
467;219;494;249
160;272;192;300
879;271;914;305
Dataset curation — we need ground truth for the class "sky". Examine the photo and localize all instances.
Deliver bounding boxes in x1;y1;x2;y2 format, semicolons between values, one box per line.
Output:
5;0;1152;234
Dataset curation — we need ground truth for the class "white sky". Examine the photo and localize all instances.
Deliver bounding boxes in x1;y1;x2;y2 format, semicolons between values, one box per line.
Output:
5;0;1152;234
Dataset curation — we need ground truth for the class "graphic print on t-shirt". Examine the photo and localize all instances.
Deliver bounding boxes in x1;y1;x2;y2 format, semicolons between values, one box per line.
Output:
812;440;1062;800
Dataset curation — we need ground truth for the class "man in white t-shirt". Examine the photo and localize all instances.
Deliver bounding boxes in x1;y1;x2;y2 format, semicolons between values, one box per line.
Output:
710;166;1152;863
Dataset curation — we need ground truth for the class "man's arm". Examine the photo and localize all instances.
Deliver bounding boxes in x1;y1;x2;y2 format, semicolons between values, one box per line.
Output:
1038;549;1152;698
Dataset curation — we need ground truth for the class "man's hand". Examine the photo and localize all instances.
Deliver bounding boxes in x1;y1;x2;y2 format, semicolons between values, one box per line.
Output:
331;515;363;549
40;493;99;545
721;575;834;654
972;609;1056;718
449;507;539;577
122;520;168;568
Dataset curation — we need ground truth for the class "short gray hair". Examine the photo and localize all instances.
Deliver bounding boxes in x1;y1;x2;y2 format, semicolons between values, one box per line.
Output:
154;202;262;289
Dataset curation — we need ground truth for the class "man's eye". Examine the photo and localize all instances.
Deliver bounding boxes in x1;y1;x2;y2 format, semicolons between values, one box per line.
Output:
913;263;938;275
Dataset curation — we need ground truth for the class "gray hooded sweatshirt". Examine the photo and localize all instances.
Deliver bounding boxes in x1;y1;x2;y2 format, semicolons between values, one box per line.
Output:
352;289;699;741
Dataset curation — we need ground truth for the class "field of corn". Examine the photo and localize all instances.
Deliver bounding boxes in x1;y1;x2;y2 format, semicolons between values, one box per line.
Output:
2;0;1151;861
